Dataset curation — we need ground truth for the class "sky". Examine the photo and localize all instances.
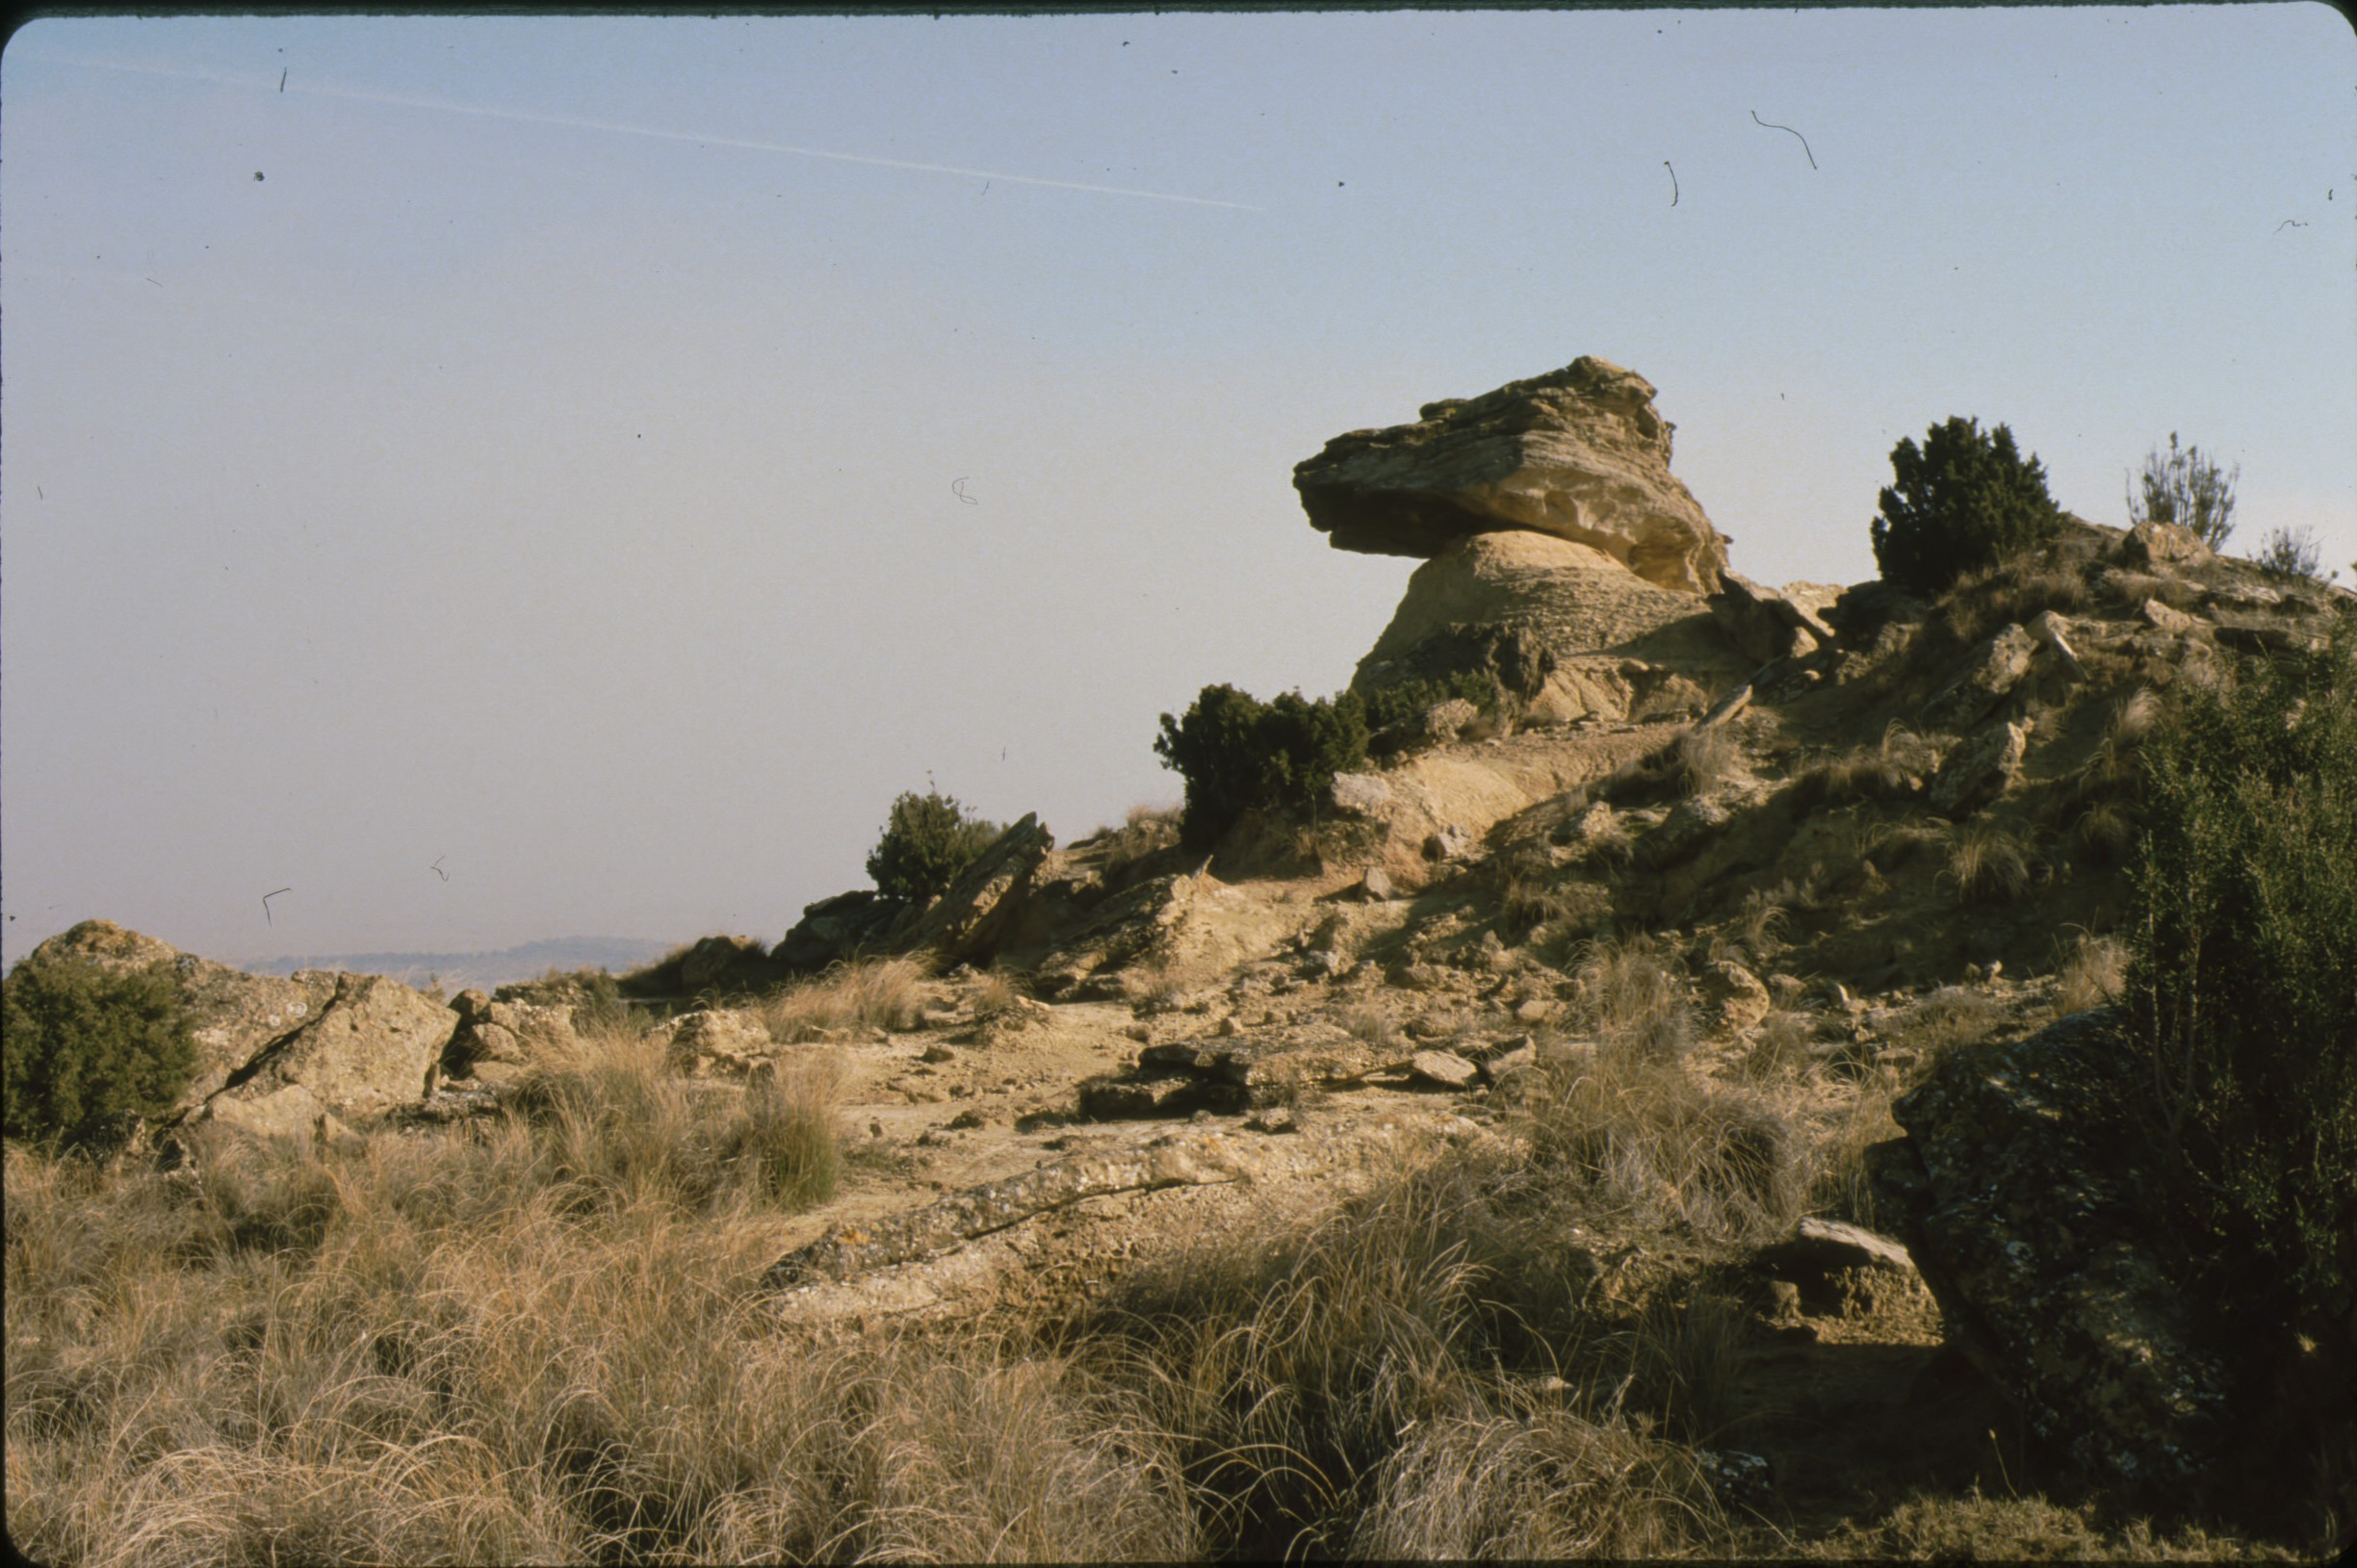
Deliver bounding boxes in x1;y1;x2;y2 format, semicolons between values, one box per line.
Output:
3;6;2352;970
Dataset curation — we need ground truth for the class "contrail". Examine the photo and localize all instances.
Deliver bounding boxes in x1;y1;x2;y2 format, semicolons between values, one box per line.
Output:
43;53;1261;211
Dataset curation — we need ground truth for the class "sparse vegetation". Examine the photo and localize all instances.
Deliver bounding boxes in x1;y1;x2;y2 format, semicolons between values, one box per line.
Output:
758;954;929;1041
2254;523;2330;582
1570;932;1694;1061
1871;416;2064;595
1946;820;2033;903
3;954;197;1154
1153;682;1370;850
2126;618;2357;1368
867;787;1003;905
2130;432;2240;548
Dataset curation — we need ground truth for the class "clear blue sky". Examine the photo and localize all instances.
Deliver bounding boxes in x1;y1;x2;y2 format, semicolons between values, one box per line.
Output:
4;8;2351;967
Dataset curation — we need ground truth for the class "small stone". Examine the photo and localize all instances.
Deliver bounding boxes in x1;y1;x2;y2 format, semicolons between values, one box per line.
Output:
920;1043;955;1064
944;1108;986;1130
1409;1049;1480;1090
1245;1104;1297;1135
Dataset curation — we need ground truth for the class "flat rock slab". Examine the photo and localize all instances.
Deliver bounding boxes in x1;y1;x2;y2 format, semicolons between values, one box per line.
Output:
1407;1049;1480;1089
1755;1217;1918;1281
764;1131;1254;1286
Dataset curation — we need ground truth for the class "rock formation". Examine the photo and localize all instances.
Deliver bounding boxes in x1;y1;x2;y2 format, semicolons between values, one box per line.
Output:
194;972;456;1140
1293;356;1730;594
23;919;338;1115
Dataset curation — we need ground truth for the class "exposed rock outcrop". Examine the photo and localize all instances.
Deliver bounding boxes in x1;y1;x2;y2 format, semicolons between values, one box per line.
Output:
1350;531;1748;724
444;989;585;1086
899;813;1054;963
194;972;457;1140
22;920;340;1115
773;890;909;976
1294;356;1730;593
765;1129;1255;1287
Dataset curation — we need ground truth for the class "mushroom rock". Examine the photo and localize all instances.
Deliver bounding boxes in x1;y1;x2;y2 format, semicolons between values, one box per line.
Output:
1293;356;1731;595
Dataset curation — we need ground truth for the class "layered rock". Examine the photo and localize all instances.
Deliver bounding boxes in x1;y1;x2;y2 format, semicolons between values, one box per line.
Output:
899;813;1054;963
1350;531;1746;724
1294;356;1730;594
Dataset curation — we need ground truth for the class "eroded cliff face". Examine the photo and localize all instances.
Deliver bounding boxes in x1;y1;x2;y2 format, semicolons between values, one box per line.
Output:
1292;355;1730;594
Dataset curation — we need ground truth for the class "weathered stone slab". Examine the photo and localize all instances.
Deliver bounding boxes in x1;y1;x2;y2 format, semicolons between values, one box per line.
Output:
1294;356;1729;593
765;1131;1253;1286
1922;623;2037;733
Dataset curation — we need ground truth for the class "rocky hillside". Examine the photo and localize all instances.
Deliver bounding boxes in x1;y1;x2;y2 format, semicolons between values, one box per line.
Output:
10;358;2349;1561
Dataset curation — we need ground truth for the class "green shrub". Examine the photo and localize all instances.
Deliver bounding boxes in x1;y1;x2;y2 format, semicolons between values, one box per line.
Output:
2254;525;2331;583
1153;683;1369;850
2127;619;2357;1336
2129;432;2239;548
1363;670;1504;737
1871;417;2063;595
2;955;198;1152
867;788;1002;905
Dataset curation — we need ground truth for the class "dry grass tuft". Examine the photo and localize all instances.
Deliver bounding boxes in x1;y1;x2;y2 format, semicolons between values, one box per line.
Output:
1810;1072;1906;1229
1088;1151;1734;1557
1570;933;1694;1061
1946;820;2033;904
1671;724;1742;796
2057;934;2130;1015
2;1071;1193;1566
759;954;929;1041
1523;1045;1803;1244
1884;986;2006;1063
1738;1008;1819;1082
1350;1399;1725;1559
1341;999;1404;1053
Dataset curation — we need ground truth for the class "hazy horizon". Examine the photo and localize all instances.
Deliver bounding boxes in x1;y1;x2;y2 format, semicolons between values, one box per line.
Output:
6;7;2352;970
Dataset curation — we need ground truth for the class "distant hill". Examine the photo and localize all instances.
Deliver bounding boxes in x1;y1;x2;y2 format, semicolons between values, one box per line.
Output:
242;937;675;994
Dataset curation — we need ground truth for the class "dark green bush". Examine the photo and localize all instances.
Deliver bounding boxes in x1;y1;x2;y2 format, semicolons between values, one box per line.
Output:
2127;619;2357;1336
2;955;198;1152
1362;670;1504;737
866;788;1003;905
1153;684;1370;850
1871;417;2063;595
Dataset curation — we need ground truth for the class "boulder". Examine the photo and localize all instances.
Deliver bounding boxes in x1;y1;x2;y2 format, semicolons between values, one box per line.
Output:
1294;356;1730;593
2122;519;2214;570
1639;793;1735;870
1928;718;2031;817
773;890;909;975
1922;623;2038;733
1755;1217;1918;1282
196;972;455;1131
1704;959;1773;1032
20;920;341;1116
2028;609;2086;680
443;994;586;1086
1822;580;1930;644
2139;598;2202;635
651;1008;775;1079
1710;574;1837;666
1866;1011;2232;1481
900;813;1055;963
